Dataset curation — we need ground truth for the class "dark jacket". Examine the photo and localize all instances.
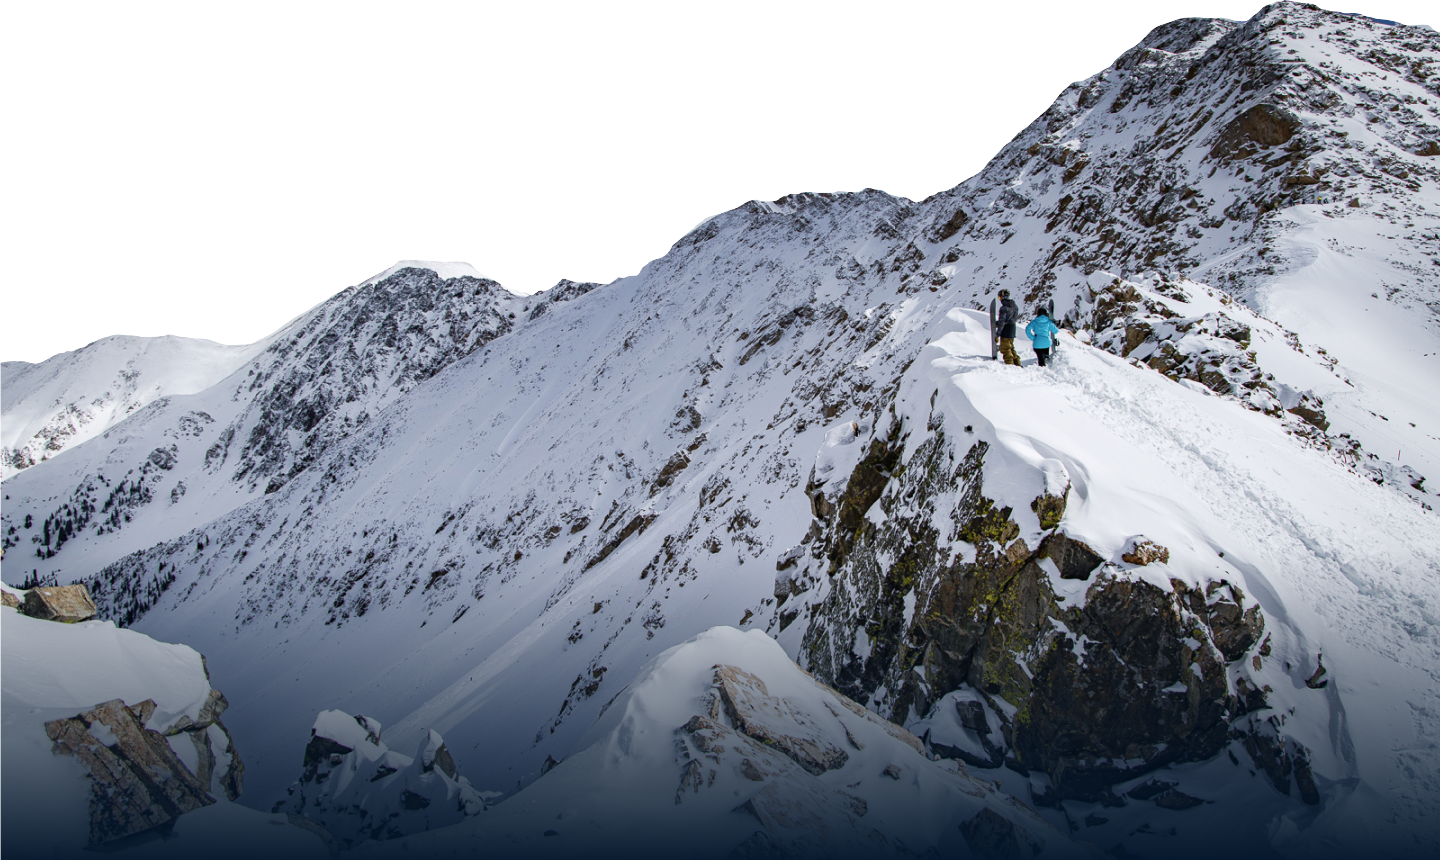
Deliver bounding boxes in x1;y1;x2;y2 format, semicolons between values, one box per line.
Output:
997;298;1019;339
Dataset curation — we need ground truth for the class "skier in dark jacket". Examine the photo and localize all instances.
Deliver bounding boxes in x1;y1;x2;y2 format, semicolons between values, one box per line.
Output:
1026;307;1060;367
996;290;1021;366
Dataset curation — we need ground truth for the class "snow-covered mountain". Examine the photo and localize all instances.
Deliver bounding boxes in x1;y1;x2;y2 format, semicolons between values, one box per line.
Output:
2;334;271;479
3;3;1439;857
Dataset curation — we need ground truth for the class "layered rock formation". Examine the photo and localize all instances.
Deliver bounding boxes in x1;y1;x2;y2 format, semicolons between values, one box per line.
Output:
44;690;245;844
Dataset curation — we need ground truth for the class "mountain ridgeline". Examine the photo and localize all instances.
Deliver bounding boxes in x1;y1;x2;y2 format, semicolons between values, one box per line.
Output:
2;4;1438;857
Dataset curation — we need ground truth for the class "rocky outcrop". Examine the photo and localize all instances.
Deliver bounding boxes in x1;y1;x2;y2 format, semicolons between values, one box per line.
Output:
22;584;97;622
272;710;493;848
1210;103;1301;160
44;693;246;844
802;421;1285;803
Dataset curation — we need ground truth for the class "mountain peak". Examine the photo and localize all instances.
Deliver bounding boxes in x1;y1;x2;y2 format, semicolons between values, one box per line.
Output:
362;260;490;286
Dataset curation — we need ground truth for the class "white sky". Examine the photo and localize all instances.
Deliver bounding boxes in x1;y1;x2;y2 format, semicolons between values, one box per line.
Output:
3;1;1432;364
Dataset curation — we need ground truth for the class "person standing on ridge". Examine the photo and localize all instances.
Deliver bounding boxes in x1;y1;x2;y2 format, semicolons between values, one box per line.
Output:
996;289;1021;366
1026;306;1060;367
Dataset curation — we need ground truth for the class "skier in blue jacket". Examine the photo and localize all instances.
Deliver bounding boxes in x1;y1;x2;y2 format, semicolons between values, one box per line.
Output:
1025;307;1060;367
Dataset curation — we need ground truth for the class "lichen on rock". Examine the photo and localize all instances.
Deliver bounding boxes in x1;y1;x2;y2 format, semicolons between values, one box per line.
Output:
800;414;1289;803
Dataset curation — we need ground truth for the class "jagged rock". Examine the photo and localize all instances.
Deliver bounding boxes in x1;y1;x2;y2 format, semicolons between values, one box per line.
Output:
420;729;458;780
1017;573;1231;799
676;758;705;803
775;545;804;574
805;434;1256;801
959;807;1044;860
22;584;97;622
713;665;850;775
1287;401;1329;431
1305;654;1328;689
273;709;492;848
1030;492;1067;531
1126;778;1176;800
1173;579;1265;662
1121;537;1169;566
45;698;215;844
1;590;20;608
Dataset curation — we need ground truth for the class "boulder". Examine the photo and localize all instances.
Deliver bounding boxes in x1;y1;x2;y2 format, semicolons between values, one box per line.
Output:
1;590;20;608
23;584;97;622
1121;537;1169;566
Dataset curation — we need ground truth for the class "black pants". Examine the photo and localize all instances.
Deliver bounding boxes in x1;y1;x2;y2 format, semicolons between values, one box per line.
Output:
1035;347;1051;367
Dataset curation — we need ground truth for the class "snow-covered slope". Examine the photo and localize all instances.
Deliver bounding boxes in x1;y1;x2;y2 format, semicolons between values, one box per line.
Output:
0;262;531;584
355;626;1090;859
2;4;1438;857
2;335;270;479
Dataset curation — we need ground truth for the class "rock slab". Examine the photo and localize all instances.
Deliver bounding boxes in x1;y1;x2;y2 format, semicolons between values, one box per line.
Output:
45;698;215;844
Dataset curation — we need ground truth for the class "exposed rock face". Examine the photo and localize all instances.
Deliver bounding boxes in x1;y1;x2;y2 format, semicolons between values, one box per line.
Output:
22;584;97;622
713;665;850;775
45;698;216;844
1086;276;1294;418
1;589;20;608
1210;103;1302;159
659;633;1075;859
802;422;1278;802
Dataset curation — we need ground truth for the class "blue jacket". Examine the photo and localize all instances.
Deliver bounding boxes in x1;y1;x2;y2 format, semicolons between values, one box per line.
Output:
1026;314;1059;349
